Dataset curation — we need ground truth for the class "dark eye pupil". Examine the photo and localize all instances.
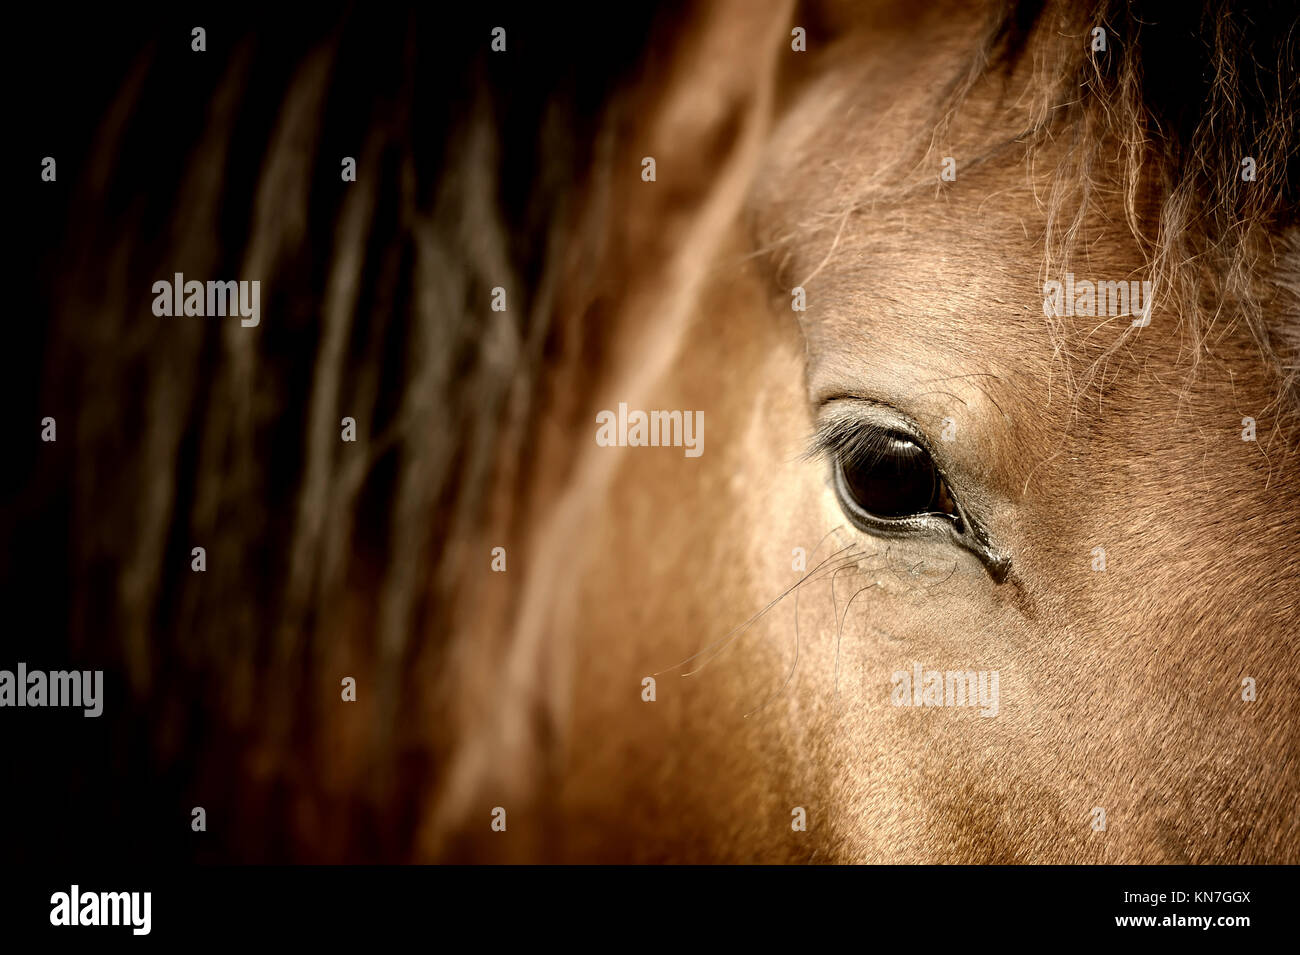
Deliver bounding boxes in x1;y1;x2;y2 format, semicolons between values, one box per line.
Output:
836;434;942;519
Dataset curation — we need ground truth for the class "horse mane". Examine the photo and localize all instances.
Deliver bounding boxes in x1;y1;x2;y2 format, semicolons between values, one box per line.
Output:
13;3;661;862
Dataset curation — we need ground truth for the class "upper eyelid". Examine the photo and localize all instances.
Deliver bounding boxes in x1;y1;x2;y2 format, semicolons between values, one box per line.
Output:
807;399;945;470
813;391;915;422
805;421;924;476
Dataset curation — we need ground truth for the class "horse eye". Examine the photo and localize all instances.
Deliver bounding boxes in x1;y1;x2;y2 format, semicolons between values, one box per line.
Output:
832;432;959;526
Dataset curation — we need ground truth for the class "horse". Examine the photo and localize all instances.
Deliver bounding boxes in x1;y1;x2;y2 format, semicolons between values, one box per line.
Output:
11;0;1298;863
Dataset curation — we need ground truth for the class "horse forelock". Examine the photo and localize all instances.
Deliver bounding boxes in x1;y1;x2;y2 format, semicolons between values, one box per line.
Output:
751;0;1300;434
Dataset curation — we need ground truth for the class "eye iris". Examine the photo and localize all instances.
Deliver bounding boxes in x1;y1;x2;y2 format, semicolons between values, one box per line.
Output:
836;435;940;519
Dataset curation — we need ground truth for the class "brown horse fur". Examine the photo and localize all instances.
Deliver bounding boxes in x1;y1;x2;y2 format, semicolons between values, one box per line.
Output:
16;0;1298;863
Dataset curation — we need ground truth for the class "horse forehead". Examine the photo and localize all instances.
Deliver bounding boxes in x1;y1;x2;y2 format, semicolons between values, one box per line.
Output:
754;1;1011;203
747;36;1155;406
750;15;1062;339
754;160;1063;413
